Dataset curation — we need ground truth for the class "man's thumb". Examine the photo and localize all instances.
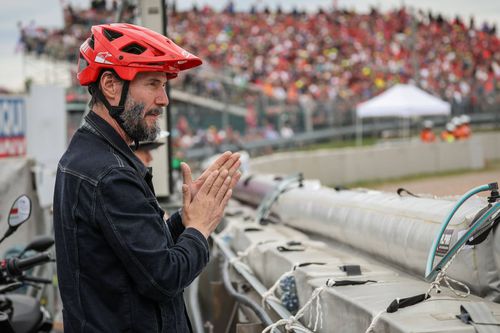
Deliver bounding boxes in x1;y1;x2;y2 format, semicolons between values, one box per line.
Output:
181;162;192;186
182;184;190;207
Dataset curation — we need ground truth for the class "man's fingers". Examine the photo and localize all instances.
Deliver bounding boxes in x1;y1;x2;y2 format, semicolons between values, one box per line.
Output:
221;153;240;172
229;171;242;189
209;169;228;197
206;151;232;174
196;151;232;184
215;175;232;203
227;160;241;177
199;170;219;196
220;188;233;209
212;151;233;169
181;162;193;186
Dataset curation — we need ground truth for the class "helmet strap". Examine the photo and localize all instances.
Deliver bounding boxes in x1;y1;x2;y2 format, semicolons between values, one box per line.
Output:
89;80;134;142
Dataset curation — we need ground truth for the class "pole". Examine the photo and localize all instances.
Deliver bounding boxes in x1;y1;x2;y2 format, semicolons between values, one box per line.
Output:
162;0;174;198
356;116;362;146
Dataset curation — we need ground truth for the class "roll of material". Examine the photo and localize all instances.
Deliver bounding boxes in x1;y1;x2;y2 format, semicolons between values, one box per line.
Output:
234;174;500;300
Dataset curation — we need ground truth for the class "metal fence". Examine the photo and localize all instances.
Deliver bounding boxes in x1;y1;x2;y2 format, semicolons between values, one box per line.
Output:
171;69;500;135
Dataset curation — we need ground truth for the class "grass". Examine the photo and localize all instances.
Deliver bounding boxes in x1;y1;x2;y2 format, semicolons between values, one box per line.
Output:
294;137;378;151
294;129;500;153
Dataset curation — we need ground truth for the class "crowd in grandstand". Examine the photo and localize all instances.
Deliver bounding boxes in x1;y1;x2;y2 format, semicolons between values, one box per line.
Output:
170;5;498;108
16;0;124;62
16;1;499;149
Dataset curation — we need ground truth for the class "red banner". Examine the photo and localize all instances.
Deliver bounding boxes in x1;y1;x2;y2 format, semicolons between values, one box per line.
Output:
0;97;26;158
0;137;26;158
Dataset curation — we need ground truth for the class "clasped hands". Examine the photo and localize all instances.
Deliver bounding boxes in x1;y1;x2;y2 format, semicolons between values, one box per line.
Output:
181;151;241;238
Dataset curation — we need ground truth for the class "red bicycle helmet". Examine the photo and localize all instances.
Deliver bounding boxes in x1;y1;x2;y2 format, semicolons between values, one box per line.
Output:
77;23;202;85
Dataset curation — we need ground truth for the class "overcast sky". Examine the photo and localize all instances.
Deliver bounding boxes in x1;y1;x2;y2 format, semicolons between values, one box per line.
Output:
0;0;499;92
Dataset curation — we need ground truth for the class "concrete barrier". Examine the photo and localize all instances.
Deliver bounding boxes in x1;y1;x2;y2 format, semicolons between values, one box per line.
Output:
249;134;493;186
474;132;500;161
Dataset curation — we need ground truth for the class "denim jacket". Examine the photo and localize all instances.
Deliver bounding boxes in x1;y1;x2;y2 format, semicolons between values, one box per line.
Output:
53;111;209;332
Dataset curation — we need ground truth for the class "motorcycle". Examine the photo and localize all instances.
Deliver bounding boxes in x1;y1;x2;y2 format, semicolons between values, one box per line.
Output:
0;195;54;333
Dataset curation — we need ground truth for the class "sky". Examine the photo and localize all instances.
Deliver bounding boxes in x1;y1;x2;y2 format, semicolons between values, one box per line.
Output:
0;0;499;92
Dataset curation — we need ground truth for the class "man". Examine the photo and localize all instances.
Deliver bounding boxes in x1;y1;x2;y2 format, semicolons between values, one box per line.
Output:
441;123;456;142
420;120;436;143
458;114;472;139
53;23;241;332
133;130;168;167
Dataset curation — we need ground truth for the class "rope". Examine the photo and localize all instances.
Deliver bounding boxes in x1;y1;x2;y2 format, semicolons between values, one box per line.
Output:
425;246;470;299
365;246;470;333
261;265;297;308
364;309;386;333
262;279;336;333
261;317;314;333
364;247;470;333
229;240;277;273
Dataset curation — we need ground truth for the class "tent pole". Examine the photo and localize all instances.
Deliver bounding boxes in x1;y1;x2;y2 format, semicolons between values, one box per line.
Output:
406;117;411;140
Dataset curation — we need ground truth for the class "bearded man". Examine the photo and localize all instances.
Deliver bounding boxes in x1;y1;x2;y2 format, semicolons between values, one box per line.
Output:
53;23;241;332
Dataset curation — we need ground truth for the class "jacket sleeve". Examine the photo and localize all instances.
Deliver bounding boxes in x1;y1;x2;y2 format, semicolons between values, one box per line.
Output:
96;168;209;302
167;210;186;243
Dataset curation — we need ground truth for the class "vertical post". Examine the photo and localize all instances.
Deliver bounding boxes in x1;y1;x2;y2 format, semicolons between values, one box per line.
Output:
163;0;174;198
356;116;362;146
138;0;172;199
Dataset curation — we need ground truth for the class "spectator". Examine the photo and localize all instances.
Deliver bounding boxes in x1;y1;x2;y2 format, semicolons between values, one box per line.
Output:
132;131;169;167
420;120;436;143
441;123;456;142
280;121;295;139
459;114;472;139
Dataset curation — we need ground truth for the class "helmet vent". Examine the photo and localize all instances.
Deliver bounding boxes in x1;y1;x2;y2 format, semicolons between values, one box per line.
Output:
121;43;146;55
103;29;123;41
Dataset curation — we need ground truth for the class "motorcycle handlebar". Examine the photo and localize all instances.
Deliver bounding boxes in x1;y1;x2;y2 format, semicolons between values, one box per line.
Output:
1;252;52;277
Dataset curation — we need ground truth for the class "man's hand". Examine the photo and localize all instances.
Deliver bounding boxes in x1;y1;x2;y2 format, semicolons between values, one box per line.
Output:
181;151;241;202
181;168;233;238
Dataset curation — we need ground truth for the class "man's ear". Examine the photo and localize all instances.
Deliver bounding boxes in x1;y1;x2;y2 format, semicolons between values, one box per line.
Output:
99;71;122;106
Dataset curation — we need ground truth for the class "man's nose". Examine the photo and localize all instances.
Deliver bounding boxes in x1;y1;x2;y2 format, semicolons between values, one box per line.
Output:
156;88;169;107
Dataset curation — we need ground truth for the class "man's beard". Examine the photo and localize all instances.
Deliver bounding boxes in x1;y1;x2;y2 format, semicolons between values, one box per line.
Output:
120;97;162;142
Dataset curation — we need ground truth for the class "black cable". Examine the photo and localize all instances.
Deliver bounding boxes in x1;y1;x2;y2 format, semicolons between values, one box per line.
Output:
221;259;274;327
397;188;420;198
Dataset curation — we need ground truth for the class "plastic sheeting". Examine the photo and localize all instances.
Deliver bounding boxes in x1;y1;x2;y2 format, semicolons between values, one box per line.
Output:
222;213;500;333
233;174;500;300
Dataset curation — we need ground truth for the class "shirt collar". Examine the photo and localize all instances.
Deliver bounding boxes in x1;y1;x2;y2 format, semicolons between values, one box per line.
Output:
84;111;149;178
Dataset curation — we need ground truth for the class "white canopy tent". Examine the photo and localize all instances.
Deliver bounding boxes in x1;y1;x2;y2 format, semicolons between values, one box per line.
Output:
355;84;451;144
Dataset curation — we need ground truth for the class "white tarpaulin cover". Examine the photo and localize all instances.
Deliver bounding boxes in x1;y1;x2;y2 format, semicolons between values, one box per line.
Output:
356;84;451;118
233;174;500;300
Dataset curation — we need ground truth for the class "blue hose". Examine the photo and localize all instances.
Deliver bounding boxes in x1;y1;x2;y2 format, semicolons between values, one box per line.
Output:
427;202;500;281
425;183;494;279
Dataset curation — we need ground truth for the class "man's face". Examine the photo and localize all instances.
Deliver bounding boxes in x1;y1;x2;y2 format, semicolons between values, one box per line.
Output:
120;72;169;142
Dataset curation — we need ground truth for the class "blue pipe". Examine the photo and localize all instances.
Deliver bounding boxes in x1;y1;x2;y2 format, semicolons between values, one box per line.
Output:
426;202;500;281
424;183;495;279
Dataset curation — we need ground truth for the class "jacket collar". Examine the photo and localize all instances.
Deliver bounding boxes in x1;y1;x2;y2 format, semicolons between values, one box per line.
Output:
84;111;149;179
